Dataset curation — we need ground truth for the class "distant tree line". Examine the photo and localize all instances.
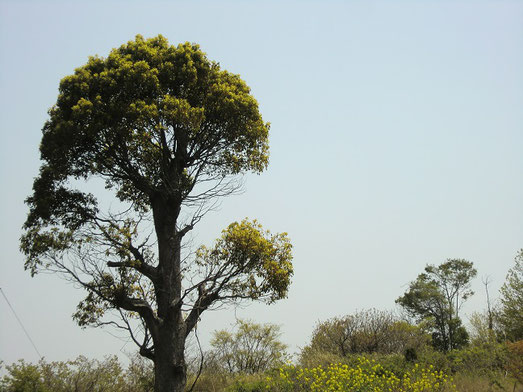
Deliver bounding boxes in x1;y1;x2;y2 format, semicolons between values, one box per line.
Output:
0;355;153;392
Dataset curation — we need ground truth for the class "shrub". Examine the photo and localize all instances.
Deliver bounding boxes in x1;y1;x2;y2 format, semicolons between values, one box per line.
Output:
447;341;508;375
209;320;288;374
0;355;152;392
505;340;523;386
300;310;430;365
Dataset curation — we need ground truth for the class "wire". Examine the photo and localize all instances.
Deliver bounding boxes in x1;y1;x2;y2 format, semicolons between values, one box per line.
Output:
0;287;43;359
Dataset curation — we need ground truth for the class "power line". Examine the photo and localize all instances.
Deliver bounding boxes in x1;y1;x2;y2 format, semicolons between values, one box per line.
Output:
0;287;43;359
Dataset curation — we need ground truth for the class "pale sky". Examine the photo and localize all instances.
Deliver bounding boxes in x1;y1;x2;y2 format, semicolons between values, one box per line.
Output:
1;0;522;366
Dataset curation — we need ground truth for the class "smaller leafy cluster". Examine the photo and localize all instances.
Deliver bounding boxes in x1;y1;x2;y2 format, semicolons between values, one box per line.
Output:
264;359;455;392
207;320;287;375
194;219;293;304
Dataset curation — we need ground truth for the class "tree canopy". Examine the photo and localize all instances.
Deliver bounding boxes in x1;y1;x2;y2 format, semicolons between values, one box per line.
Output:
20;35;293;392
23;34;269;234
396;259;477;352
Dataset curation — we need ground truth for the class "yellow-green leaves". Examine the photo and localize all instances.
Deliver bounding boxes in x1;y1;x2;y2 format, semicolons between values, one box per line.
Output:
210;320;288;374
22;35;283;360
160;95;205;134
34;34;270;214
196;219;293;304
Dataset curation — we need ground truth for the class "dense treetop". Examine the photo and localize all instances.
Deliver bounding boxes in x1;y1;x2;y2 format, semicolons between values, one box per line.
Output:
24;34;270;235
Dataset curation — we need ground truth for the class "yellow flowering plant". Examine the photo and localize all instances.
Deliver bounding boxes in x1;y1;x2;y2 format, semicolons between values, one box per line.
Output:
264;358;456;392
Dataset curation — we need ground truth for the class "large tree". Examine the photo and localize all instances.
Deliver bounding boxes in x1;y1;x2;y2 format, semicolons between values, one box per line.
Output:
396;259;477;352
20;35;293;392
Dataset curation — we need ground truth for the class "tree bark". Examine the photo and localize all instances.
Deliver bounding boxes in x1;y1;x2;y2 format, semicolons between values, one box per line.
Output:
153;323;187;392
151;193;188;392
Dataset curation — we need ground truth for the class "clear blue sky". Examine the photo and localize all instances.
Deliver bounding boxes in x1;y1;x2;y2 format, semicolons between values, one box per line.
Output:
1;0;522;365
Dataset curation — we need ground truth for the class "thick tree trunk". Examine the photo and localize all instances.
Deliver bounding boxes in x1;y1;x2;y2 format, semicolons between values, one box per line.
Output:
151;193;188;392
154;326;187;392
154;358;186;392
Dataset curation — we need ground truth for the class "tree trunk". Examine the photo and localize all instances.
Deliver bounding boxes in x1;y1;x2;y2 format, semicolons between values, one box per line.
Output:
151;193;187;392
154;327;187;392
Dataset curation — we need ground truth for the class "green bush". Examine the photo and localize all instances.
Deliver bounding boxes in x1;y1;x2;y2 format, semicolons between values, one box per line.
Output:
448;341;508;374
0;356;153;392
225;378;266;392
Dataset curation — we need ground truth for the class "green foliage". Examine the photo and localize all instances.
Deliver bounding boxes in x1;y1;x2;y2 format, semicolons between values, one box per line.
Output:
4;348;520;392
505;341;523;387
396;259;477;352
0;360;47;392
0;355;153;392
410;340;520;391
195;220;293;305
184;367;268;392
126;353;155;391
498;250;523;341
447;341;509;375
299;309;430;366
224;377;267;392
23;34;269;232
468;311;504;345
208;320;288;375
451;372;518;392
431;318;469;353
